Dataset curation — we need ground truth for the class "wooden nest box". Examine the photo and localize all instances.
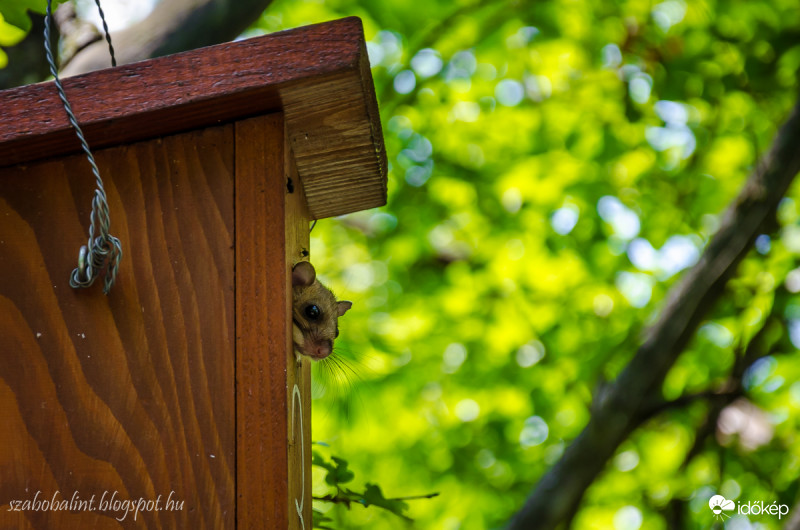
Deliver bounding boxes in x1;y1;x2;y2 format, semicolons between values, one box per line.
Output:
0;17;386;529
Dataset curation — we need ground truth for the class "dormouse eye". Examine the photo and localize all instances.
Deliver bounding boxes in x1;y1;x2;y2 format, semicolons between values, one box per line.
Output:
305;305;321;320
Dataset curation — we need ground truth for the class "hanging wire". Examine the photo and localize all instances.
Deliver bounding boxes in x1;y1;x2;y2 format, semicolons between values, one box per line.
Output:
92;0;117;67
45;0;122;294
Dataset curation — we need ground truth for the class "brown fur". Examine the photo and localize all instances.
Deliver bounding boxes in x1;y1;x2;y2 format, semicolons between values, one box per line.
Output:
292;261;351;360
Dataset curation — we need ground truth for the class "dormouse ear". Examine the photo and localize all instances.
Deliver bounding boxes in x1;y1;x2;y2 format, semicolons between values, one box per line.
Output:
337;301;352;317
292;261;316;287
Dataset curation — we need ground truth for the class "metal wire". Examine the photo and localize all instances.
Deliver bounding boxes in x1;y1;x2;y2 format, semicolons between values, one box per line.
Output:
45;0;122;294
92;0;117;67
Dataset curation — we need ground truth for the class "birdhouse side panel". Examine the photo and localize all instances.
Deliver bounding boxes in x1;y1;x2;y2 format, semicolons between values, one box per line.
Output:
0;125;236;529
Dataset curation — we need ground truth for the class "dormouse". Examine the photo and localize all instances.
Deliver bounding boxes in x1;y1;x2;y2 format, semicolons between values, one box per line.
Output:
291;261;352;360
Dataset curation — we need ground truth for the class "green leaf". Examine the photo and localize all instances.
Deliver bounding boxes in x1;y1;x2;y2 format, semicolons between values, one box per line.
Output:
0;13;26;48
326;456;355;486
312;508;335;530
0;0;69;34
312;451;355;486
358;483;410;518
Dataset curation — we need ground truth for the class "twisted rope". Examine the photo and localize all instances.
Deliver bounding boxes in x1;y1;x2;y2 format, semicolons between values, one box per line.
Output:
45;0;122;294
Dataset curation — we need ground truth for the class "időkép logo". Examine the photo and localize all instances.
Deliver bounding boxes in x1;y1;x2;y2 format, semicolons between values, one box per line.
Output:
709;494;789;521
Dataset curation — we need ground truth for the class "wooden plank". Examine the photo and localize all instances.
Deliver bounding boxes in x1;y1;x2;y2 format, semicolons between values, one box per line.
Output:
285;128;312;530
235;113;290;528
282;35;387;219
234;112;312;529
0;125;236;528
0;17;387;220
283;68;387;219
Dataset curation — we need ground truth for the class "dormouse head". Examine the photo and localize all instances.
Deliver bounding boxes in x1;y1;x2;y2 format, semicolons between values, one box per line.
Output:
291;261;352;360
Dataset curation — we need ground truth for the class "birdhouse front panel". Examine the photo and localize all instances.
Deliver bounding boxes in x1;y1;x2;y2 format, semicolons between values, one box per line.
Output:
0;123;239;528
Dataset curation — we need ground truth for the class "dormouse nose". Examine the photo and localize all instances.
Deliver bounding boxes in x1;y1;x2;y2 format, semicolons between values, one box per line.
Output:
315;341;333;359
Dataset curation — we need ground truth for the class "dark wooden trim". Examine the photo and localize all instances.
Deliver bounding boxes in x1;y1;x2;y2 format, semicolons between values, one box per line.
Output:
0;17;359;162
0;17;387;219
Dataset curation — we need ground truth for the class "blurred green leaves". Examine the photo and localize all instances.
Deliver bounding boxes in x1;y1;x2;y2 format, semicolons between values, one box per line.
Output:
0;0;68;67
0;0;63;32
274;1;800;526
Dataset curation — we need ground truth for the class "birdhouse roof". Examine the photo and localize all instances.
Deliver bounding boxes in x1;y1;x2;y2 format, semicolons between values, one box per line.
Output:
0;16;387;219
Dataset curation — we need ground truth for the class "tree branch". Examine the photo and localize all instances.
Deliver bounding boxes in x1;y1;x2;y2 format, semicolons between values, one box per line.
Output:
60;0;272;77
638;389;740;422
55;2;102;68
1;0;274;88
508;98;800;529
639;294;786;429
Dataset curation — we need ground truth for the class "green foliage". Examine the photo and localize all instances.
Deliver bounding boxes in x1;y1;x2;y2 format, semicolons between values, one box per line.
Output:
314;452;356;487
252;0;800;527
312;448;438;526
0;0;67;67
0;0;53;32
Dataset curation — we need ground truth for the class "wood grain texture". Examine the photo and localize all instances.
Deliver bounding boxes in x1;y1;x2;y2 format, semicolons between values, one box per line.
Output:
0;17;387;221
283;69;387;219
285;126;313;530
0;125;236;528
234;113;303;529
